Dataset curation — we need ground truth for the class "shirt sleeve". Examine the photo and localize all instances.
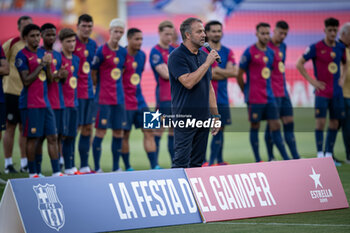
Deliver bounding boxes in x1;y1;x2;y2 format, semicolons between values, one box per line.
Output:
149;48;164;68
239;48;251;70
141;51;146;72
302;44;316;61
341;44;347;64
91;46;104;70
15;51;29;72
168;54;191;80
0;44;5;59
55;52;62;70
228;49;236;65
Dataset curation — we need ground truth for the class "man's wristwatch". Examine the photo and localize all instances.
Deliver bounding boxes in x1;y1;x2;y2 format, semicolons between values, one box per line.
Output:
211;114;221;119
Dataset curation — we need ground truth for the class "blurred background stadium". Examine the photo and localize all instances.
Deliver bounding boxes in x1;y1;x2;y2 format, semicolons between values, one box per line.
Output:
1;0;349;108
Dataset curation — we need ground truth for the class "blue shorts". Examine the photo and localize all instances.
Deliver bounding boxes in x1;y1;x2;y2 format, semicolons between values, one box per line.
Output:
248;102;279;123
159;101;172;116
64;107;79;137
275;96;293;117
218;104;231;126
95;104;126;130
21;107;57;137
0;103;6;131
53;109;66;135
315;96;345;119
124;108;149;131
78;98;95;126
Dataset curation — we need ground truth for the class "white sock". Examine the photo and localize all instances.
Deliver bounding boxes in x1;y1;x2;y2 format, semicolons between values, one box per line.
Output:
21;158;28;168
59;156;64;164
325;152;333;158
5;158;13;167
317;152;324;158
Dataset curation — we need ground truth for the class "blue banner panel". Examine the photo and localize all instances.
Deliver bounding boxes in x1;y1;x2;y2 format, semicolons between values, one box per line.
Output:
9;169;202;233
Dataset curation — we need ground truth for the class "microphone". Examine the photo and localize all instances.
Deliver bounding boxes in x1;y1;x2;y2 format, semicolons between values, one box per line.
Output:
203;42;221;64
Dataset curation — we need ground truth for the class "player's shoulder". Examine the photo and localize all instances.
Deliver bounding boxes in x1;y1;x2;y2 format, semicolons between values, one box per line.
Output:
137;49;146;58
150;45;161;54
52;49;62;58
118;45;127;54
220;44;231;53
336;40;346;50
88;38;97;47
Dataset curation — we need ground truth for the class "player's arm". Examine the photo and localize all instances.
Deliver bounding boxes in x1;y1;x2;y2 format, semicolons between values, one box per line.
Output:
296;56;325;91
19;63;47;87
91;69;98;86
212;61;238;80
44;53;54;83
155;63;169;80
178;50;219;89
236;68;245;92
209;82;220;136
0;58;9;76
339;59;348;87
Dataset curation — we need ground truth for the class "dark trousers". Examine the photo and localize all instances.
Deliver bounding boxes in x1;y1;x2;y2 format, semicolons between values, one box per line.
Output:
172;127;210;168
342;98;350;160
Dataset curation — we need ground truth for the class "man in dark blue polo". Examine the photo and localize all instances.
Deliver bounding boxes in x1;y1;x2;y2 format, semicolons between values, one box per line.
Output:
168;17;221;168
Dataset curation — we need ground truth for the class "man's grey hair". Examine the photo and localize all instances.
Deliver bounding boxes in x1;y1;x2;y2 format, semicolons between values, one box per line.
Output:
180;17;202;41
340;22;350;36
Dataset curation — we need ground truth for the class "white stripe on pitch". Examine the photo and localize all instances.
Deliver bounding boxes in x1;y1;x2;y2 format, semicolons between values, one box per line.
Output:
209;222;350;227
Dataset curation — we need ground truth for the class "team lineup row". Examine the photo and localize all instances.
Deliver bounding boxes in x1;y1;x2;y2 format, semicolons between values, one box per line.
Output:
0;15;349;177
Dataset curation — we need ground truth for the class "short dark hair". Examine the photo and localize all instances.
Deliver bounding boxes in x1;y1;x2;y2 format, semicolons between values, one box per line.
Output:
78;14;93;25
127;28;142;39
325;17;339;27
17;15;32;28
276;20;289;30
205;20;222;32
22;24;41;38
256;22;270;31
59;28;76;41
180;17;202;41
40;23;56;32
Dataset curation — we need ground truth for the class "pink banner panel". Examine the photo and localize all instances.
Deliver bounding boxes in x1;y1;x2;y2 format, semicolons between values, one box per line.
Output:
185;157;348;222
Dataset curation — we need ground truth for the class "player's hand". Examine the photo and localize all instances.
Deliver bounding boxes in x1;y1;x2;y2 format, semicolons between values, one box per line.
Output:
312;80;326;91
211;117;221;136
57;68;68;79
42;53;52;66
339;78;345;88
206;50;220;65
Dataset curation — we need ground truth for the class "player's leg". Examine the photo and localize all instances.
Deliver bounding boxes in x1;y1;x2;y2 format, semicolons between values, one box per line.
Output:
167;127;174;162
248;104;262;162
324;97;344;163
281;97;299;159
121;130;132;170
267;102;289;160
315;96;327;158
264;123;274;161
110;104;126;172
209;127;223;165
78;99;94;171
3;94;22;173
343;98;350;163
44;108;62;176
216;105;231;165
142;128;158;169
34;136;45;176
0;102;5;174
92;104;108;172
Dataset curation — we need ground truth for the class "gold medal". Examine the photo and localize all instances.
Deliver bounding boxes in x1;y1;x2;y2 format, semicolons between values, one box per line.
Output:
38;71;46;81
37;58;41;64
71;65;75;72
278;61;285;73
130;73;140;85
53;59;57;66
84;50;89;57
110;68;121;80
69;77;77;89
113;57;119;65
132;61;138;69
82;61;90;74
328;62;338;74
330;51;336;59
263;56;268;63
101;119;107;125
261;67;270;79
279;52;283;58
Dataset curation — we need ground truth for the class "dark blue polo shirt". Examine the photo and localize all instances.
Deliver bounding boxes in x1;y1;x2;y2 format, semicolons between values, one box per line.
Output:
168;43;211;120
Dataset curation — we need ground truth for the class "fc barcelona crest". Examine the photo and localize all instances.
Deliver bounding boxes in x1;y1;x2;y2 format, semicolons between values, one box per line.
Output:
33;184;65;231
